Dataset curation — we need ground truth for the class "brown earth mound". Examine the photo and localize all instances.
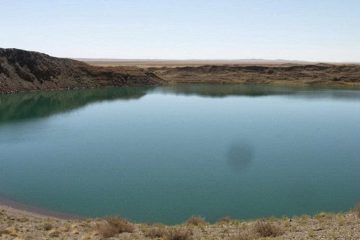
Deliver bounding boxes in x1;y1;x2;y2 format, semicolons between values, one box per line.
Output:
0;48;161;93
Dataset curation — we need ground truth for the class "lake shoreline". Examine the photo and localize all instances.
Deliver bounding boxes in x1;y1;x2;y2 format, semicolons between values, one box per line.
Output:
0;197;81;220
1;201;360;239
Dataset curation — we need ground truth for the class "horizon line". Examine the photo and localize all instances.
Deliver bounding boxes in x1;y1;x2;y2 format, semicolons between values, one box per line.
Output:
75;58;360;64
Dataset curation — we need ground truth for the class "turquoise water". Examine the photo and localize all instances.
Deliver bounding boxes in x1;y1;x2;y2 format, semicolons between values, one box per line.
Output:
0;85;360;224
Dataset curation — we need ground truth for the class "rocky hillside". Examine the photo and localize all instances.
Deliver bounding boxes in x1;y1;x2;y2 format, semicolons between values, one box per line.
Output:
0;48;161;93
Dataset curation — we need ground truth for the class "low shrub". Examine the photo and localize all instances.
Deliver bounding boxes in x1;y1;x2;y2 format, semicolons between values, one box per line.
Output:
43;223;53;231
106;217;134;233
185;216;207;226
166;228;192;240
96;222;118;238
231;231;254;240
96;216;134;238
217;216;233;224
355;203;360;218
254;220;283;237
145;226;168;238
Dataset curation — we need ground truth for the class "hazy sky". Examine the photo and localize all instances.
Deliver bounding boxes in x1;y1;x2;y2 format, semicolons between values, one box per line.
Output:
1;0;360;61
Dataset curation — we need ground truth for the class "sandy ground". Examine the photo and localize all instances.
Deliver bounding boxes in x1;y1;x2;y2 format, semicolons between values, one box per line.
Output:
1;202;360;240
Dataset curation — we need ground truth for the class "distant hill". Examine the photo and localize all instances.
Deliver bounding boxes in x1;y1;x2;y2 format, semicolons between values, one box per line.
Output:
81;59;314;68
82;58;360;86
150;64;360;86
0;48;160;93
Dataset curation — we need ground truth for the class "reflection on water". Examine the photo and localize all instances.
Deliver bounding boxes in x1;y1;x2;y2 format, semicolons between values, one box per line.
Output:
154;84;360;100
155;84;297;97
1;84;360;125
0;87;150;124
226;142;254;172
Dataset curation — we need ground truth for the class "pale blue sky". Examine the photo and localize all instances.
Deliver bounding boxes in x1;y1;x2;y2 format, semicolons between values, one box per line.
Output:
1;0;360;61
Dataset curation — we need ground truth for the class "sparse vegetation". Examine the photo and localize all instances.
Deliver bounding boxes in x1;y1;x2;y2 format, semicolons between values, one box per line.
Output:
307;229;315;238
231;230;253;240
42;223;52;231
254;220;283;237
106;217;134;233
144;226;168;238
217;216;234;224
166;228;192;240
48;229;60;237
96;221;118;238
336;214;346;226
96;216;134;238
2;205;360;239
0;227;10;235
355;202;360;218
315;212;333;223
185;216;207;226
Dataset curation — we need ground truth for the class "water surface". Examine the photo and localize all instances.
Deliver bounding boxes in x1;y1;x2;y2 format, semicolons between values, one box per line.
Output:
0;84;360;223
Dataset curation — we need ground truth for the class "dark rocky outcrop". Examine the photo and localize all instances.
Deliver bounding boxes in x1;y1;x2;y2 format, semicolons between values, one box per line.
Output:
0;48;162;93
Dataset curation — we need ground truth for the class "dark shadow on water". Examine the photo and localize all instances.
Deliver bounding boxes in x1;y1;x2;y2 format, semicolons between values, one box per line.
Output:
0;87;152;124
226;141;254;172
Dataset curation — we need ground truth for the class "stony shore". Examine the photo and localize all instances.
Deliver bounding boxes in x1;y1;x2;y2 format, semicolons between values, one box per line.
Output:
1;203;360;240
